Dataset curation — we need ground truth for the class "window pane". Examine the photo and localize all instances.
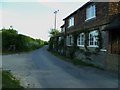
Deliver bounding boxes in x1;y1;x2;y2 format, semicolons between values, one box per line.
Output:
68;17;74;27
90;6;92;18
69;18;71;27
72;17;73;26
78;33;85;46
95;41;97;45
87;7;90;19
89;30;98;47
86;4;96;20
93;5;95;17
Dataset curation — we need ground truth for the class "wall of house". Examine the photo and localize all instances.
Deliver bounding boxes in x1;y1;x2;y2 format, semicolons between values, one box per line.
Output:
75;50;107;68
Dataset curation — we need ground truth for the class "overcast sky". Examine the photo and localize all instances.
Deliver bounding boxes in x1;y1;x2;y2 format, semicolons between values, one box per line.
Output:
0;0;89;41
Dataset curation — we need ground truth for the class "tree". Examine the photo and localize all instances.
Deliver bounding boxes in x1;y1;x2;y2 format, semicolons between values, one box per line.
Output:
49;29;60;37
1;27;46;53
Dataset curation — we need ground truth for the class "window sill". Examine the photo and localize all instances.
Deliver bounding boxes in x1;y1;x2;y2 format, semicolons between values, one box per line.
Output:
77;45;84;47
100;49;107;52
66;45;72;47
85;16;96;22
88;45;98;48
67;25;74;28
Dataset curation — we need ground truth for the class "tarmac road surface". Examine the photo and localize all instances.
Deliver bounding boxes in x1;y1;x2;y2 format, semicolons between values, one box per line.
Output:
2;45;118;88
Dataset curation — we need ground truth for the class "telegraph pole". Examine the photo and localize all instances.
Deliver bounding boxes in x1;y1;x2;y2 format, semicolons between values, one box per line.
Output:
54;10;59;29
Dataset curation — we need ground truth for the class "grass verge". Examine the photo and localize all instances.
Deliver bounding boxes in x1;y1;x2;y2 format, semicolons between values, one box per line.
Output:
2;70;24;89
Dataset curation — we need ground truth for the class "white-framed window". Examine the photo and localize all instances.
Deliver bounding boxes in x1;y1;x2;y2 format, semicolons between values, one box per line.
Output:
89;30;98;47
61;27;65;33
68;16;74;27
77;33;85;47
58;37;61;42
66;35;74;46
86;4;96;21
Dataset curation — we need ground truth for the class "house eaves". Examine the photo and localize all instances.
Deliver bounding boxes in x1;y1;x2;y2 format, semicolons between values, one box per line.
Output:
105;13;120;30
60;24;65;28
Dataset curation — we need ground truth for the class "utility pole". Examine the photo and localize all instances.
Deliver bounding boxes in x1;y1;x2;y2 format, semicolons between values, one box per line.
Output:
54;10;59;30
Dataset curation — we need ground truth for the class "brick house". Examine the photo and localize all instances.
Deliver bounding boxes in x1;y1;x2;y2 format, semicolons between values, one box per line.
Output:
49;2;120;72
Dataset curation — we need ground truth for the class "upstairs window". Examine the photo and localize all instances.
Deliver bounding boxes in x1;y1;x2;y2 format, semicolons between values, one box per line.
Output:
77;33;85;47
86;4;96;20
68;16;74;27
89;30;98;47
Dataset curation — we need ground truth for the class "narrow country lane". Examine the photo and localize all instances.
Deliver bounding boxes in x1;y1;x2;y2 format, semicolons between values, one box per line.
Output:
2;46;118;88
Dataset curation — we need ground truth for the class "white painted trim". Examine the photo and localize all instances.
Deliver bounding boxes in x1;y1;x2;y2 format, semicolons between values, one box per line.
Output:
67;45;72;46
77;33;85;47
85;16;96;21
77;45;84;47
100;49;107;52
88;45;99;48
67;25;74;28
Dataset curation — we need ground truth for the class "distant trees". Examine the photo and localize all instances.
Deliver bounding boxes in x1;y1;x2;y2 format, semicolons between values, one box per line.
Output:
1;27;47;53
49;29;60;37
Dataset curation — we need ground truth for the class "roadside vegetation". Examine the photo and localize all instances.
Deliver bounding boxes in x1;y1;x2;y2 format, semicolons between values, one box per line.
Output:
1;26;48;54
50;51;104;70
2;70;24;89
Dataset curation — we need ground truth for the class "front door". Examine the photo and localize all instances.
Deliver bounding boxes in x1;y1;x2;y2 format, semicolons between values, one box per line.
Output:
110;30;120;54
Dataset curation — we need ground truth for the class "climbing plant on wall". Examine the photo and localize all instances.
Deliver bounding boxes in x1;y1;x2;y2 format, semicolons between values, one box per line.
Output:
95;30;103;52
84;30;89;51
48;37;54;51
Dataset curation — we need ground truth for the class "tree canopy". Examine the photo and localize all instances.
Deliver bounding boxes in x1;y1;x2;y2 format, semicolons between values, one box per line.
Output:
49;29;60;37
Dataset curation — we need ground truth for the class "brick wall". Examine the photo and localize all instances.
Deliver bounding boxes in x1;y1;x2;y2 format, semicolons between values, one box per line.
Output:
108;2;120;16
65;2;120;33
